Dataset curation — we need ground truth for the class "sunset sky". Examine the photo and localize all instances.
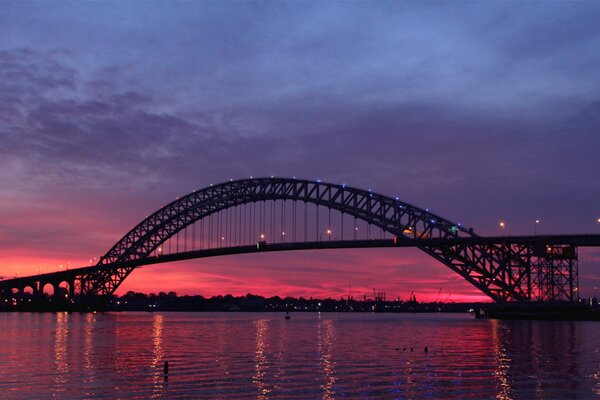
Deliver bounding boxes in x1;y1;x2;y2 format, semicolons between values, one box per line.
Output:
1;1;599;302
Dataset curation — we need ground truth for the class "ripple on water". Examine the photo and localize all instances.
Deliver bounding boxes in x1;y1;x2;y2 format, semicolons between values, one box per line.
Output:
1;312;600;399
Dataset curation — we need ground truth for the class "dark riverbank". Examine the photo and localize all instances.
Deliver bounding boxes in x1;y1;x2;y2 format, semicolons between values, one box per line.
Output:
2;291;483;313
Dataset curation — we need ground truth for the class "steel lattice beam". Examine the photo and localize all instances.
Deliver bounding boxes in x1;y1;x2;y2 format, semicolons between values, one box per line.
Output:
0;178;594;306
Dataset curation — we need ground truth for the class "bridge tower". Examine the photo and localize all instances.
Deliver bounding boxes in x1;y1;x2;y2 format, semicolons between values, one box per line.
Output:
531;244;578;302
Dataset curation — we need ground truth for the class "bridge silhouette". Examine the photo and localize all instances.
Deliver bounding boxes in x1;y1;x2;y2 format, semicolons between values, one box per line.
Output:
1;177;599;308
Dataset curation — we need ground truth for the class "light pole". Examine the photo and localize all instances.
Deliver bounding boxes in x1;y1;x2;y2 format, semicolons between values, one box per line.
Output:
499;221;506;236
534;219;540;235
326;228;332;241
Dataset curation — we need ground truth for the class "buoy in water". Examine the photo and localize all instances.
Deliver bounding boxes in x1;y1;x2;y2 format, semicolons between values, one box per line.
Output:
285;311;291;320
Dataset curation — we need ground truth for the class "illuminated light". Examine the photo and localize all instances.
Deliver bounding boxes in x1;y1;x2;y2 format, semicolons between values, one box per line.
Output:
282;232;285;235
317;179;322;183
221;237;225;240
260;233;265;239
270;175;274;178
597;218;600;223
327;229;332;235
250;176;253;179
535;219;540;224
293;176;296;179
426;208;429;212
395;196;399;200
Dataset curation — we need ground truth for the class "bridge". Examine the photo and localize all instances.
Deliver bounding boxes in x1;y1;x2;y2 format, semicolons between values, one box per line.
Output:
1;177;599;309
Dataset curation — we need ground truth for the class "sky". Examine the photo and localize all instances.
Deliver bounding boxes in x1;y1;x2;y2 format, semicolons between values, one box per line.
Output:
0;1;599;302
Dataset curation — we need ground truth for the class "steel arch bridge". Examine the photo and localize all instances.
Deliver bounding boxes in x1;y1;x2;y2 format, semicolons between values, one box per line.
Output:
1;177;597;307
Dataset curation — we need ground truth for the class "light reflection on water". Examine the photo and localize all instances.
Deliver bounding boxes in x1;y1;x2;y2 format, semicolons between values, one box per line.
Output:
52;312;69;396
2;312;600;399
253;319;270;399
318;318;336;400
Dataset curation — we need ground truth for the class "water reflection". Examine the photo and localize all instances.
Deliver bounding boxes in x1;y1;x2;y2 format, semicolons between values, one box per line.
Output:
214;322;230;391
3;313;600;399
51;312;69;396
493;319;584;399
253;319;271;399
151;314;165;397
491;320;513;400
317;319;336;399
83;313;97;396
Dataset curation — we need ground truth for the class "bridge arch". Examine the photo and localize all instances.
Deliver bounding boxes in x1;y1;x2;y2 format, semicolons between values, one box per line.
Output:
89;177;527;301
100;178;472;265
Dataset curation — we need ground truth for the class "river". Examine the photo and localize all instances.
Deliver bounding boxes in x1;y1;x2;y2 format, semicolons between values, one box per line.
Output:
1;312;600;399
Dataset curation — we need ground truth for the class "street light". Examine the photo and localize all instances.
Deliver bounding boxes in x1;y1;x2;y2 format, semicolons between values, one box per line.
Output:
534;219;540;235
326;228;332;241
499;221;506;236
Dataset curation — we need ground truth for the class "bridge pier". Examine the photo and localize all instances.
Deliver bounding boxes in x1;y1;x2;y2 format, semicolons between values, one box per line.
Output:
531;245;578;302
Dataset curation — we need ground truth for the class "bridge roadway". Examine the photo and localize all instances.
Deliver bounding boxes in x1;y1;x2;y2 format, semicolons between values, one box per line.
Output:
2;234;599;290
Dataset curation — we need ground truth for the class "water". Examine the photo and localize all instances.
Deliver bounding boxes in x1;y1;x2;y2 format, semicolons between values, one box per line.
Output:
1;312;600;399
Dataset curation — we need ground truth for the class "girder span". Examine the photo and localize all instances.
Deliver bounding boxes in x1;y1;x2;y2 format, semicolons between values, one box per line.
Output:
87;177;530;301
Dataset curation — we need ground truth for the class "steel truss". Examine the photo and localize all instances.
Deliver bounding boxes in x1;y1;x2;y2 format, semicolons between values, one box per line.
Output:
87;177;543;301
0;178;584;304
